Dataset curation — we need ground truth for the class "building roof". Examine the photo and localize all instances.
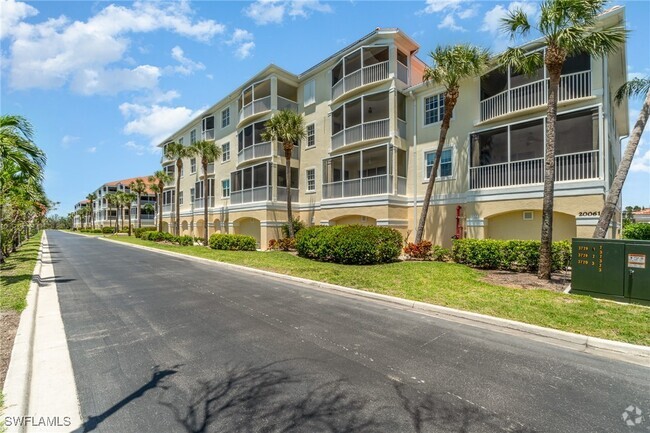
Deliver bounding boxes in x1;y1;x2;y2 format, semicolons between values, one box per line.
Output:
632;209;650;215
99;176;155;195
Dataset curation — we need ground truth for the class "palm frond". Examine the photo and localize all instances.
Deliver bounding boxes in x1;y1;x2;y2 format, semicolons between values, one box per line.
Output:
501;8;531;39
497;47;544;76
570;25;628;57
615;77;650;105
424;44;490;89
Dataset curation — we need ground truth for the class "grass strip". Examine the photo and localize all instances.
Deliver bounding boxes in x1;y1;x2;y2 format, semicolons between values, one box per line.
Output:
0;232;43;312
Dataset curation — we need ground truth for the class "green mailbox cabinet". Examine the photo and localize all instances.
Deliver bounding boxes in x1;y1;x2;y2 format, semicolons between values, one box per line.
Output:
572;238;650;305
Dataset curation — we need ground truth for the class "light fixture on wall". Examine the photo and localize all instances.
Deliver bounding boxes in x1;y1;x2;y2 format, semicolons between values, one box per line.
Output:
368;107;373;114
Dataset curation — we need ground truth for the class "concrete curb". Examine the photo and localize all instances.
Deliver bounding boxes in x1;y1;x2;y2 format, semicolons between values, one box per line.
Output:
97;236;650;366
2;233;45;433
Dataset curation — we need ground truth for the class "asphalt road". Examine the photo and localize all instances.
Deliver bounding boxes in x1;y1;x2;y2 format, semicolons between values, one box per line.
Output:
47;230;649;433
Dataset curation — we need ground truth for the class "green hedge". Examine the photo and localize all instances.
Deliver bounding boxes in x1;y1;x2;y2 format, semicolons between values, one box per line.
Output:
140;231;199;246
102;227;115;234
295;225;402;265
451;239;571;272
134;227;158;238
623;223;650;240
79;229;103;234
209;233;257;251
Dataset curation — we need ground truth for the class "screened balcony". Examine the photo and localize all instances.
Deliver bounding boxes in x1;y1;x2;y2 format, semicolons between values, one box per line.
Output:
239;79;271;123
332;46;395;100
480;52;591;122
201;115;215;140
469;108;600;189
331;92;390;150
277;80;298;113
322;145;407;199
230;163;298;205
238;122;272;164
193;180;215;209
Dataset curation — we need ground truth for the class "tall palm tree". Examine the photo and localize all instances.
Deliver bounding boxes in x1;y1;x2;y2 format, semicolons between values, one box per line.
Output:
121;192;137;236
164;142;196;235
149;170;172;232
594;77;650;238
114;191;126;231
0;115;46;178
129;178;148;229
415;44;489;244
86;192;97;229
105;193;118;233
499;0;627;279
190;140;221;245
261;110;306;238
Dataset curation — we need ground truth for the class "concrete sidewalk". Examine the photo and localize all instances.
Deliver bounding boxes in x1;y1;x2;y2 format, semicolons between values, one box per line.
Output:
2;232;82;433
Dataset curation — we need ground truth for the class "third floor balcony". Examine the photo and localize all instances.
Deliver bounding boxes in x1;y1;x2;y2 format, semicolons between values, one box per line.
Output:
238;78;298;124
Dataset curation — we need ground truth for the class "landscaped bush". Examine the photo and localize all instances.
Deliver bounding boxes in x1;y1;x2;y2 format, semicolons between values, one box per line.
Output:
404;241;433;260
134;227;157;238
295;225;402;265
451;238;571;272
176;235;195;246
79;228;102;234
141;231;175;242
209;233;257;251
268;237;296;251
431;245;452;262
623;223;650;240
102;227;115;234
281;218;305;238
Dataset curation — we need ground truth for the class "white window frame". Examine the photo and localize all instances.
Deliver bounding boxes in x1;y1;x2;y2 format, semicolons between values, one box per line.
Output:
306;168;316;192
190;158;196;174
424;93;446;126
304;79;316;107
221;178;231;198
190;129;197;144
222;142;230;162
178;191;184;205
178;137;184;145
424;148;454;181
306;123;315;148
221;107;230;128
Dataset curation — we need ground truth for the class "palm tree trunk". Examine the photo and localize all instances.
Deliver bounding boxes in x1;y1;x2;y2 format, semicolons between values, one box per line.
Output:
157;191;163;232
539;69;561;280
175;161;181;236
128;204;133;236
594;89;650;238
415;92;457;244
203;161;209;245
137;194;142;229
285;144;294;238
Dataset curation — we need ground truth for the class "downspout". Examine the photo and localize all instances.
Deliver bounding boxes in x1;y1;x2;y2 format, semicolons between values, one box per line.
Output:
409;90;418;235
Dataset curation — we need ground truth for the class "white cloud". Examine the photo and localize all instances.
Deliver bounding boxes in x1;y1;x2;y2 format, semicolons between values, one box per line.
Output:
124;140;146;156
421;0;467;14
228;29;256;59
61;134;79;148
86;146;97;153
0;0;38;39
630;133;650;174
169;46;205;75
245;0;331;25
3;0;224;94
480;1;538;36
438;14;465;32
457;5;478;19
119;102;205;149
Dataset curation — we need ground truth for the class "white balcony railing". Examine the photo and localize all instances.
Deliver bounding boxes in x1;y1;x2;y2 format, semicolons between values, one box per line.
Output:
162;204;175;213
275;142;300;159
202;129;215;140
276;187;299;202
397;176;407;195
277;96;298;112
207;163;215;174
480;70;591;122
398;119;407;139
469;149;599;189
230;186;271;205
193;197;215;209
397;61;409;85
323;174;392;199
238;141;272;164
239;95;271;122
331;118;389;151
332;61;389;100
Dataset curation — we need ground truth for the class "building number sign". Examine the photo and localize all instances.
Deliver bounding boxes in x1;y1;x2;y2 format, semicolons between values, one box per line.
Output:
576;245;603;272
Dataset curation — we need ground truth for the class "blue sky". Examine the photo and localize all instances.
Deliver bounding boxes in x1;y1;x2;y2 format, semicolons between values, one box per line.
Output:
1;0;649;215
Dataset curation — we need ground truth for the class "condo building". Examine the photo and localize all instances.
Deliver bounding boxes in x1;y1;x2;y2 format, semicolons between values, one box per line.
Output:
157;7;628;249
73;200;90;229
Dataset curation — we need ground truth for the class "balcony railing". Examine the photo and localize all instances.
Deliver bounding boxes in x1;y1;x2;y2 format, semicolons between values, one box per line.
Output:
323;174;392;199
239;95;271;122
162;204;175;213
397;61;409;85
202;129;215;140
238;141;272;164
398;119;407;139
276;187;299;202
480;70;591;122
278;96;298;112
206;163;215;174
230;186;272;205
332;61;389;100
397;176;407;195
276;142;300;159
331;118;389;151
193;197;215;209
469;150;599;189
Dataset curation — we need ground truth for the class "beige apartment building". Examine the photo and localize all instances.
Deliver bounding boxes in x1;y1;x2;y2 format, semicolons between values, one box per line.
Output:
158;7;628;249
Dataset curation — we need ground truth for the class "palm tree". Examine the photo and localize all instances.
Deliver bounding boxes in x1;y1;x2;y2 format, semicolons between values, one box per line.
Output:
261;110;306;238
499;0;627;279
86;193;97;229
114;191;126;232
105;193;118;233
0;115;46;179
414;44;489;244
164;142;196;235
149;170;172;232
121;192;137;236
129;178;148;229
190;140;221;245
594;77;650;238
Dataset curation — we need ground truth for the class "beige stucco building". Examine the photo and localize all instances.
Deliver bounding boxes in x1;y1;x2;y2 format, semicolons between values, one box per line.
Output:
158;7;628;249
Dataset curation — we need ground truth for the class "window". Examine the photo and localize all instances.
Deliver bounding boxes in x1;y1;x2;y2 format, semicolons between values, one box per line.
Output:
190;129;197;144
178;137;184;145
222;143;230;162
304;79;316;106
202;116;214;140
221;108;230;128
195;180;214;198
306;124;315;147
424;94;445;125
221;179;230;198
425;148;453;179
190;158;196;174
306;169;316;192
523;211;534;221
164;165;175;177
178;191;184;205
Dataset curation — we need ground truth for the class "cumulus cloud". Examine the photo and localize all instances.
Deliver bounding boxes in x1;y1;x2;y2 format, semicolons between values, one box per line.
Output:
228;28;255;59
169;46;205;75
438;15;465;32
480;1;539;51
2;0;224;94
0;0;38;39
244;0;332;25
119;102;205;149
420;0;476;32
630;134;650;174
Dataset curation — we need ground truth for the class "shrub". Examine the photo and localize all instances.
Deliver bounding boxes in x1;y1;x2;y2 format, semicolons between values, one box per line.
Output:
430;245;451;262
451;238;571;272
404;241;433;260
176;235;194;246
102;227;115;234
209;233;257;251
295;225;402;265
281;218;305;238
268;237;296;251
134;227;157;238
141;231;175;242
623;223;650;240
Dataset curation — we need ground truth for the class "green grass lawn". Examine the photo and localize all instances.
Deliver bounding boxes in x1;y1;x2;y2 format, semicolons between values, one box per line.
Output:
108;235;650;346
0;232;43;312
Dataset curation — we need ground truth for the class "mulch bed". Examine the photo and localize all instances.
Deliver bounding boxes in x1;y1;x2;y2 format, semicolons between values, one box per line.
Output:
481;269;571;292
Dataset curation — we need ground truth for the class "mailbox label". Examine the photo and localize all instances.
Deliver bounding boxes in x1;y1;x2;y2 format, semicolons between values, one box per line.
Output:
628;254;646;269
